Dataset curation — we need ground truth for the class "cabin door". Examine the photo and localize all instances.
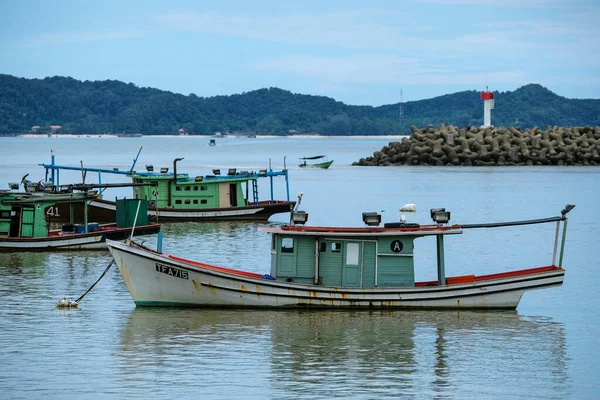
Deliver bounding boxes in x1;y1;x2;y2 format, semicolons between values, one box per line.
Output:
229;184;238;206
342;241;362;287
218;183;230;208
21;207;35;238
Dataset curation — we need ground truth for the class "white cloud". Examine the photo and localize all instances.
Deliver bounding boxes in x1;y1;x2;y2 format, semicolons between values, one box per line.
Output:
152;8;599;66
154;10;407;50
246;54;527;86
24;30;150;46
411;0;579;7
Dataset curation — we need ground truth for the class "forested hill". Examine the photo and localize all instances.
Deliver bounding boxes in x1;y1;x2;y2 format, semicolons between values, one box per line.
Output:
1;74;598;135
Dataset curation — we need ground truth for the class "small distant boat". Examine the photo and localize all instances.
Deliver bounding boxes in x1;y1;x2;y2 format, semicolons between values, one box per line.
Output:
107;199;573;309
0;191;160;251
209;139;216;146
299;155;333;169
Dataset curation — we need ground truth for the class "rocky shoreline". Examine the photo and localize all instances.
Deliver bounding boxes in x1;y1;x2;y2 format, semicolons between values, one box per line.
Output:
353;124;600;166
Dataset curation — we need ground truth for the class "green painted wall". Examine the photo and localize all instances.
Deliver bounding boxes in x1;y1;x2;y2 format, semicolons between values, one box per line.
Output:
271;234;421;288
132;175;249;209
0;200;12;235
376;236;416;287
274;235;315;285
361;242;377;287
318;239;344;286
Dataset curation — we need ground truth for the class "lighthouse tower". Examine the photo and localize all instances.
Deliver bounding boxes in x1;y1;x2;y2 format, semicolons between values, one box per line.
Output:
480;87;495;128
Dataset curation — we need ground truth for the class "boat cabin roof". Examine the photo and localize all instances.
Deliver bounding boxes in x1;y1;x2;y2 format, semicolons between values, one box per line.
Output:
299;155;327;160
131;169;285;183
0;191;97;206
260;224;462;237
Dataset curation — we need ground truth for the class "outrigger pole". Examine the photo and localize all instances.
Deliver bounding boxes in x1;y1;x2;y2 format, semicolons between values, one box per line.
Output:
41;147;143;187
457;204;575;269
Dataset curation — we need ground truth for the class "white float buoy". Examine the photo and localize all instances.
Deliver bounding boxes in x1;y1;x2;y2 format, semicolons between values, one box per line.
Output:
400;203;416;212
56;298;78;308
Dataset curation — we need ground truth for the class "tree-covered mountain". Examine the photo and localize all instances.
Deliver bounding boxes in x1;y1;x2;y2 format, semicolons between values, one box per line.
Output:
0;74;598;135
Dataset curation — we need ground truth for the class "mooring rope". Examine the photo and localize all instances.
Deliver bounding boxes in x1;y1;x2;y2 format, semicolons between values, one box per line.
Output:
56;259;115;308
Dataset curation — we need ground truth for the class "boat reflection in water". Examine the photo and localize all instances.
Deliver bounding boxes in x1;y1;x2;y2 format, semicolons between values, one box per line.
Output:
118;309;568;398
0;252;49;275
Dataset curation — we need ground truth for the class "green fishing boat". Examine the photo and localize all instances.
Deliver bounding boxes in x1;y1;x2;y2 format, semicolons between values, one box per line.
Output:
299;155;334;169
0;190;160;251
39;149;295;222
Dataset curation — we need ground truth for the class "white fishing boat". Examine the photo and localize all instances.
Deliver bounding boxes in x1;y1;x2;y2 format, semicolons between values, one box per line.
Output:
107;201;573;309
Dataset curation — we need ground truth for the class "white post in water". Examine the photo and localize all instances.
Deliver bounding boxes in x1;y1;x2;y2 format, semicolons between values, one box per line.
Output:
480;87;495;128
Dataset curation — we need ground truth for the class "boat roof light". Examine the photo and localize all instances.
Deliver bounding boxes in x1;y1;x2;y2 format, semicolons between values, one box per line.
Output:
291;211;308;225
430;208;451;224
228;168;236;175
160;167;169;173
146;165;154;172
213;169;221;175
561;204;575;216
362;212;381;227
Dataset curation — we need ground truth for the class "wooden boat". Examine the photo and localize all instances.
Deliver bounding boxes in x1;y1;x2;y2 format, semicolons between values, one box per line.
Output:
106;201;573;309
38;149;295;222
299;155;333;169
0;191;160;251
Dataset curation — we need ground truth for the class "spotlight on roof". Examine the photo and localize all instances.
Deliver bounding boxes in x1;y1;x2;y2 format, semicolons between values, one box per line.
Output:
160;167;169;174
146;165;154;172
561;204;575;216
362;212;381;227
291;211;308;225
430;208;451;224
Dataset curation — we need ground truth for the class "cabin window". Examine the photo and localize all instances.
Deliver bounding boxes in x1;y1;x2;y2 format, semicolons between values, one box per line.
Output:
185;186;191;191
346;243;359;265
184;200;191;204
0;211;10;219
193;200;198;204
193;186;199;191
320;242;326;252
175;200;182;205
201;199;207;204
281;238;294;253
176;186;182;191
331;242;341;252
201;185;207;191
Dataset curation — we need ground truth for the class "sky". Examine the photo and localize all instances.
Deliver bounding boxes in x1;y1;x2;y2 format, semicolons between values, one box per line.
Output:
1;0;599;106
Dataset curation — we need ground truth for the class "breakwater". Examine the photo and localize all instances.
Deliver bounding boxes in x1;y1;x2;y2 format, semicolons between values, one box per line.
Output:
353;124;600;166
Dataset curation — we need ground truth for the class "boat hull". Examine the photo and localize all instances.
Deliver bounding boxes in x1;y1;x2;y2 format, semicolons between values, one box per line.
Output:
107;240;565;310
0;224;160;251
54;199;295;222
299;160;334;169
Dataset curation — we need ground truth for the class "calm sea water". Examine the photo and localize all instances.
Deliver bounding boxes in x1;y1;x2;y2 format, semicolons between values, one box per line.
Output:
0;136;598;399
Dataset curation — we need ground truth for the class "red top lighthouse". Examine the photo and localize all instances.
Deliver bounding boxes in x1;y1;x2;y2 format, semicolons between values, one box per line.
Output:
480;87;495;128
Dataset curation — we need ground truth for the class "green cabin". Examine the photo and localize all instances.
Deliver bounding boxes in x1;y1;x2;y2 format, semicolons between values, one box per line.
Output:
268;231;423;288
130;171;254;210
0;191;147;238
